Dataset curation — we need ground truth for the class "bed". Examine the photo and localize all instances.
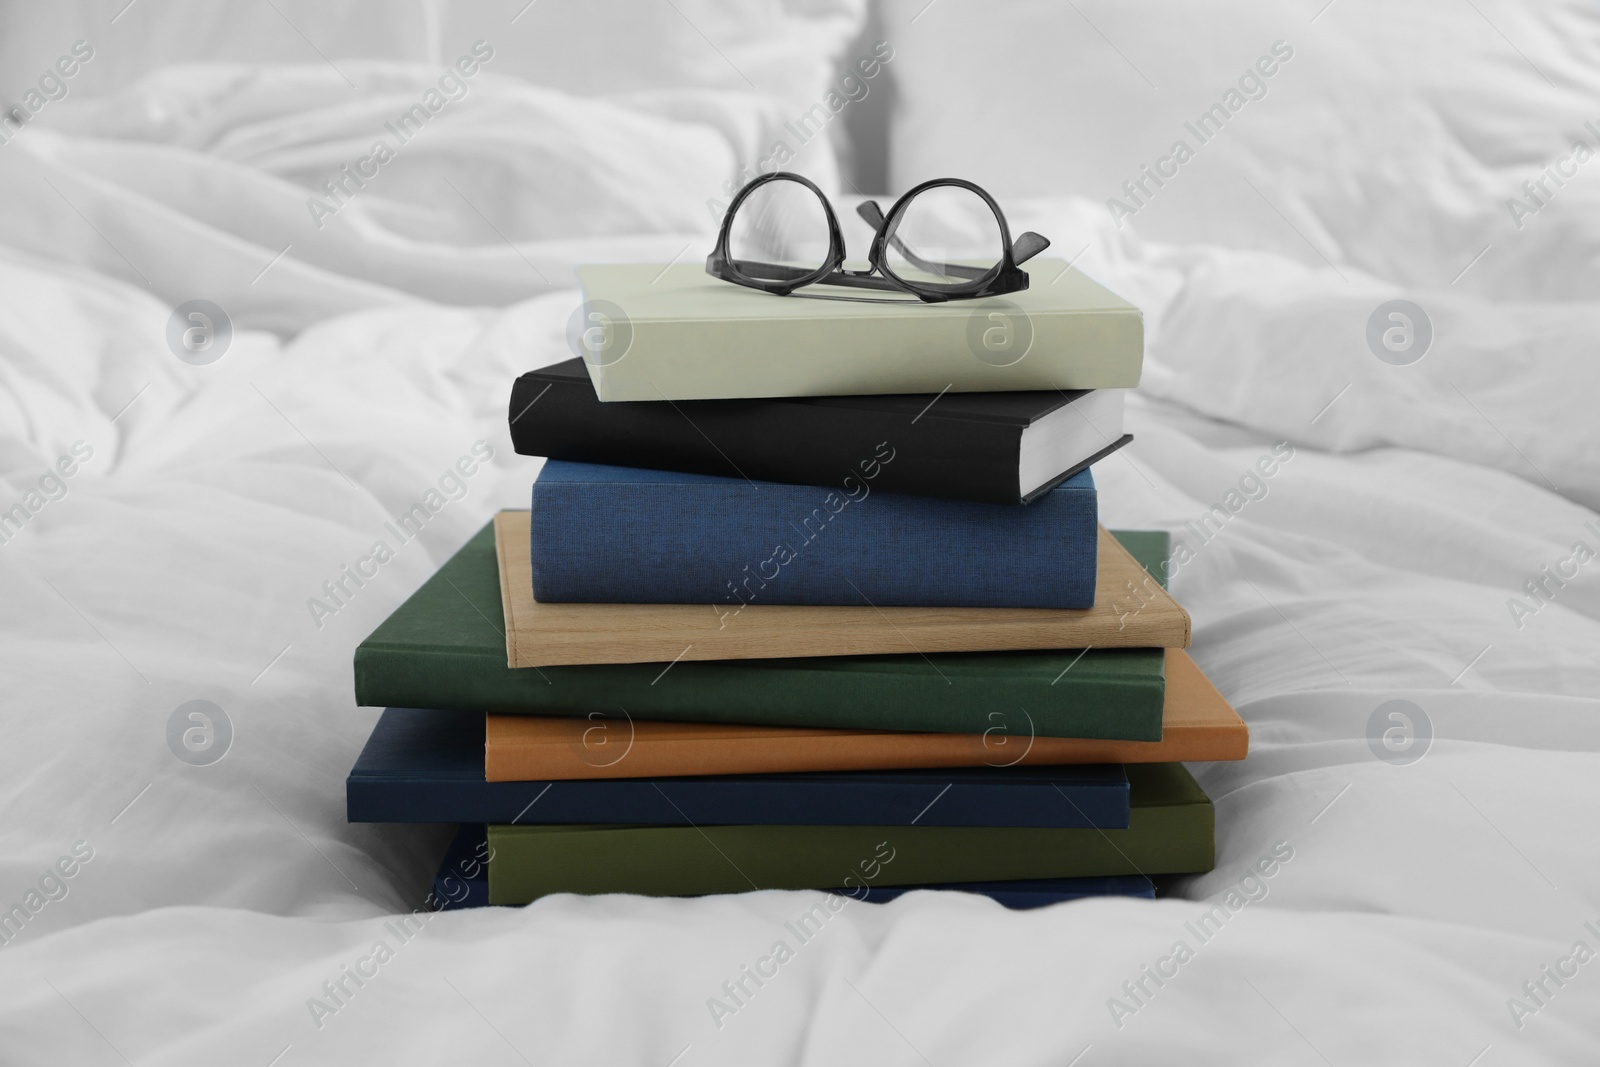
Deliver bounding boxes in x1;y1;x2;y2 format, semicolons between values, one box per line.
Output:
2;0;1599;1061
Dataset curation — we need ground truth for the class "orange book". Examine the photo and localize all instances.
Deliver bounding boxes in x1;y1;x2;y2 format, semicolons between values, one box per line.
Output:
485;649;1244;781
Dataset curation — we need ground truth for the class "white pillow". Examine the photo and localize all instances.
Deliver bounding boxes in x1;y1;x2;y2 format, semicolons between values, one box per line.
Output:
1;1;865;112
884;0;1600;298
0;63;801;328
41;63;761;241
1;1;865;201
462;0;866;114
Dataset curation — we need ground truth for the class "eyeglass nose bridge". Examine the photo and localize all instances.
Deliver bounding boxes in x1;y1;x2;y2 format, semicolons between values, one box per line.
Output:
855;200;1050;265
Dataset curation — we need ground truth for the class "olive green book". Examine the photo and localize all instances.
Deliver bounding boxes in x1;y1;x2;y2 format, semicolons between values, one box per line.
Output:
352;521;1171;739
486;763;1213;902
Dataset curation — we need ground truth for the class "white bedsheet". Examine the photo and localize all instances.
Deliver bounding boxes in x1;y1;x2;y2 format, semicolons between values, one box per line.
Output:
3;70;1599;1067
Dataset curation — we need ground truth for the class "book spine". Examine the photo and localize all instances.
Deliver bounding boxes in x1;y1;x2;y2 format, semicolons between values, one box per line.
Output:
485;733;998;781
508;372;1027;505
486;802;1211;901
529;467;1097;609
355;644;1164;740
351;777;1131;829
485;710;1238;784
591;310;1144;402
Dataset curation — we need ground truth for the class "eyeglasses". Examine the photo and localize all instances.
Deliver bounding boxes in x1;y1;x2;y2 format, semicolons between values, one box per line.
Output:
705;172;1051;303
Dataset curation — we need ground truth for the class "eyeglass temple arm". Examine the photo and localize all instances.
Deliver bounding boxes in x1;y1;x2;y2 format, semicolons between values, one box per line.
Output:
855;202;1053;274
1011;231;1051;263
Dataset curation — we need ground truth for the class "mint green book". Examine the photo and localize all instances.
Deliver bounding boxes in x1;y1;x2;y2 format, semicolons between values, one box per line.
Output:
486;763;1212;902
575;260;1143;401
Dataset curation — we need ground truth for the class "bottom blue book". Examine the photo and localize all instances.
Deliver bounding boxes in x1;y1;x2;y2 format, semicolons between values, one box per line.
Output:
430;825;1154;911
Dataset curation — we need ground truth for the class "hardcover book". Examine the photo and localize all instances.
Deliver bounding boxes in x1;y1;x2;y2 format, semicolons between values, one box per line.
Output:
346;707;1131;828
353;519;1169;739
574;260;1143;401
484;648;1245;781
496;510;1189;666
485;763;1212;902
431;826;1154;911
508;357;1131;505
530;461;1097;608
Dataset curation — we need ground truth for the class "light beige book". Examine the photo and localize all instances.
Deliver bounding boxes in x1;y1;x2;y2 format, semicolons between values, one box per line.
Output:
575;259;1143;402
493;510;1189;668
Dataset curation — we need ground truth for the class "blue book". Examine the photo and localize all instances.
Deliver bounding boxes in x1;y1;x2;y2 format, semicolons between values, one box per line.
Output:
840;875;1155;908
529;461;1098;608
348;707;1130;829
430;826;1153;911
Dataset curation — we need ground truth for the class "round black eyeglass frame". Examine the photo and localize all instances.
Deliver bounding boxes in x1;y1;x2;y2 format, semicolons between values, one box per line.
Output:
705;172;1051;303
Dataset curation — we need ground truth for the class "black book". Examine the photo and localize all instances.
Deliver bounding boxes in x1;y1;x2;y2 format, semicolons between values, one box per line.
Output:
507;358;1131;505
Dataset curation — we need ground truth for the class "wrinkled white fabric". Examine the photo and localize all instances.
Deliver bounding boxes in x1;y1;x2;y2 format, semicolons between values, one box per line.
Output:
888;0;1600;302
2;69;1598;1067
0;61;843;333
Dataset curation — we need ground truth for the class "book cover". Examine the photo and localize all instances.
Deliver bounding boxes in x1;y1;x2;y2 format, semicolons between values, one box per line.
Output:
485;763;1212;902
346;707;1131;828
353;520;1168;739
508;357;1132;505
574;260;1143;402
432;826;1154;911
485;648;1246;781
496;510;1189;667
530;461;1097;608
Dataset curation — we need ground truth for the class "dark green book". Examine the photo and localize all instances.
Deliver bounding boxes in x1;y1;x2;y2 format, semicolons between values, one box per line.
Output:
486;763;1212;902
353;522;1170;739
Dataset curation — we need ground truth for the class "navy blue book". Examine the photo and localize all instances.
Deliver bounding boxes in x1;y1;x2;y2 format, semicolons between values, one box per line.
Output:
842;874;1155;908
431;826;1153;911
433;824;494;910
529;460;1098;609
349;707;1130;829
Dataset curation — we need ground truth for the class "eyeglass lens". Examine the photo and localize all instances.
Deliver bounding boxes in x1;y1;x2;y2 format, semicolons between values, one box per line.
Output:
882;185;1004;288
727;178;833;277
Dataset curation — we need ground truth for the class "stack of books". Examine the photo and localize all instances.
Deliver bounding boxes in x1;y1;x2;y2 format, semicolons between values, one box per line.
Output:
346;260;1247;909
